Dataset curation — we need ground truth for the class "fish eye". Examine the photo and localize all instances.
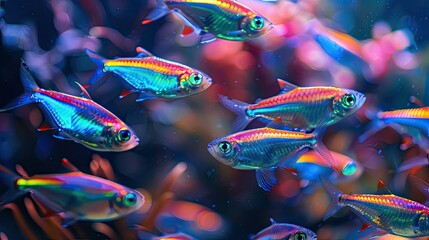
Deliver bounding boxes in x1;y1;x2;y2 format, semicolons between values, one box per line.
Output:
118;129;131;142
218;141;232;154
341;93;356;108
294;232;307;240
250;16;264;31
342;162;357;176
123;193;137;207
189;73;203;86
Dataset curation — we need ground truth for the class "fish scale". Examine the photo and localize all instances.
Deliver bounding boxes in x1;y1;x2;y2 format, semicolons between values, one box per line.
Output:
34;90;115;134
251;87;341;109
110;66;179;93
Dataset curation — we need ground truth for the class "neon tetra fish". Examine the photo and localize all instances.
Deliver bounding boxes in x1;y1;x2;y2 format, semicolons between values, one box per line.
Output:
321;178;429;238
0;61;139;151
0;164;144;226
251;218;317;240
220;79;366;132
85;47;212;102
207;122;334;191
142;0;273;43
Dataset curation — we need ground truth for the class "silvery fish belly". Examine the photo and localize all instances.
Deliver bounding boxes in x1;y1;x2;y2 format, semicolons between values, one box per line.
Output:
220;79;366;132
164;0;273;41
0;62;139;152
85;48;212;102
15;172;144;221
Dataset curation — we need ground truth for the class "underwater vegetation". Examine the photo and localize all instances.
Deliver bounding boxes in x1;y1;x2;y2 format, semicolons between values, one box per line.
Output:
1;0;429;239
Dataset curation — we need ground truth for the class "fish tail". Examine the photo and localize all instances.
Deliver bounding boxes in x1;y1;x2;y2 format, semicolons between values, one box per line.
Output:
218;95;252;133
320;177;344;221
0;165;22;207
84;48;107;84
0;60;38;112
141;0;169;25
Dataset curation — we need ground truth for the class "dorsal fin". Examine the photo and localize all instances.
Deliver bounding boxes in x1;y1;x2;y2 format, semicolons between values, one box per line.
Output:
255;98;263;103
376;180;392;195
277;79;298;94
61;158;81;172
136;46;154;58
269;218;277;225
75;82;92;99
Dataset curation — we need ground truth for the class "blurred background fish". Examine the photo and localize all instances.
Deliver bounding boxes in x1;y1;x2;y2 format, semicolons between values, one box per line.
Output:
251;218;317;240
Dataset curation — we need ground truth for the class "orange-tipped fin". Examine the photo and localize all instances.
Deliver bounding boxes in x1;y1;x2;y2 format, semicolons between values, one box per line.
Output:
119;89;136;99
376;180;392;195
359;223;371;232
181;25;194;36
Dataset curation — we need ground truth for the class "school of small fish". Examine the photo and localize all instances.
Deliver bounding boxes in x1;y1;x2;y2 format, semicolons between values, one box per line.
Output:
0;0;428;239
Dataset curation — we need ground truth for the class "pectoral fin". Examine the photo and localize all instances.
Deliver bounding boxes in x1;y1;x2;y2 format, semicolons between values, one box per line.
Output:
255;167;278;191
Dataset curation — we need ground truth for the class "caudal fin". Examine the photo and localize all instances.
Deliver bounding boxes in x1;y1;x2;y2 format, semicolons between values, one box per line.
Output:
84;48;107;84
0;61;38;112
320;177;344;221
0;165;22;207
218;95;252;133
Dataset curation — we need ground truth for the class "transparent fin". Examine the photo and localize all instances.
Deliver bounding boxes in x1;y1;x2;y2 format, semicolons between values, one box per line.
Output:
255;167;278;191
218;95;252;133
320;177;344;221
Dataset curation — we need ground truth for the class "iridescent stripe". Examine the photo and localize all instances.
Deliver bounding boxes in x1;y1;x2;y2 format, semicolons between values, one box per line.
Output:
228;128;315;143
343;194;428;212
104;57;193;76
250;87;341;110
380;107;429;119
